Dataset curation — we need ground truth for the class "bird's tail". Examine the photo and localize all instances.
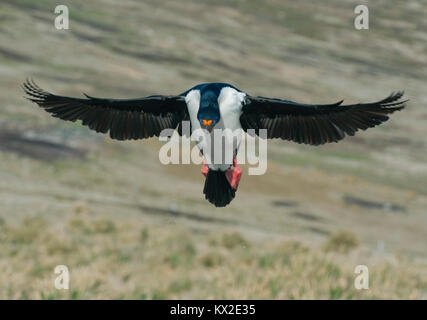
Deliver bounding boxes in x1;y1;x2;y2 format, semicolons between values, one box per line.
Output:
203;170;236;207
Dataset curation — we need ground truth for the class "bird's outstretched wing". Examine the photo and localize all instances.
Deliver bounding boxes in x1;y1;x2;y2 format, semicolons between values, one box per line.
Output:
240;92;407;145
23;79;188;140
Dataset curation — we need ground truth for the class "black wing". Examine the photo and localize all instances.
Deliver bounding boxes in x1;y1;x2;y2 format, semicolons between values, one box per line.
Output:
23;79;188;140
240;92;407;145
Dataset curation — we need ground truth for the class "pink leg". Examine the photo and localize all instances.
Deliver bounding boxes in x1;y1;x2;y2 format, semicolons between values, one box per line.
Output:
201;159;209;177
225;156;242;190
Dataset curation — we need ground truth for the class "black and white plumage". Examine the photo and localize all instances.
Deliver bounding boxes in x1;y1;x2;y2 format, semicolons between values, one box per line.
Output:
241;93;406;145
23;79;188;140
23;79;407;207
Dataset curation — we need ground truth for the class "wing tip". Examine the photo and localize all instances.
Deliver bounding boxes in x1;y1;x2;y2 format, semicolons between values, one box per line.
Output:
382;90;408;111
22;78;53;107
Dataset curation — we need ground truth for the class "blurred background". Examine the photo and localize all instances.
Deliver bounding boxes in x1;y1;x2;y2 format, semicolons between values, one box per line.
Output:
0;0;426;299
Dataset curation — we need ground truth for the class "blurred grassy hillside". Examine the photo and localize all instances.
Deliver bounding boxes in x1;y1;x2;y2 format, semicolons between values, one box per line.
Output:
0;0;426;299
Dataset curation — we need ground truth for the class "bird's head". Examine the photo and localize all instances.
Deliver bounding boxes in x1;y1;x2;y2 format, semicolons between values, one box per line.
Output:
197;90;220;132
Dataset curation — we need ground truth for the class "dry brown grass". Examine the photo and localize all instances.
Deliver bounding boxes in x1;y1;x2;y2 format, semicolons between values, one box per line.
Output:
0;214;425;299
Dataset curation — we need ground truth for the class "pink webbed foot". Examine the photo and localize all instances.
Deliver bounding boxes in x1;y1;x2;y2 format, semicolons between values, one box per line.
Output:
201;160;209;177
225;156;242;190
